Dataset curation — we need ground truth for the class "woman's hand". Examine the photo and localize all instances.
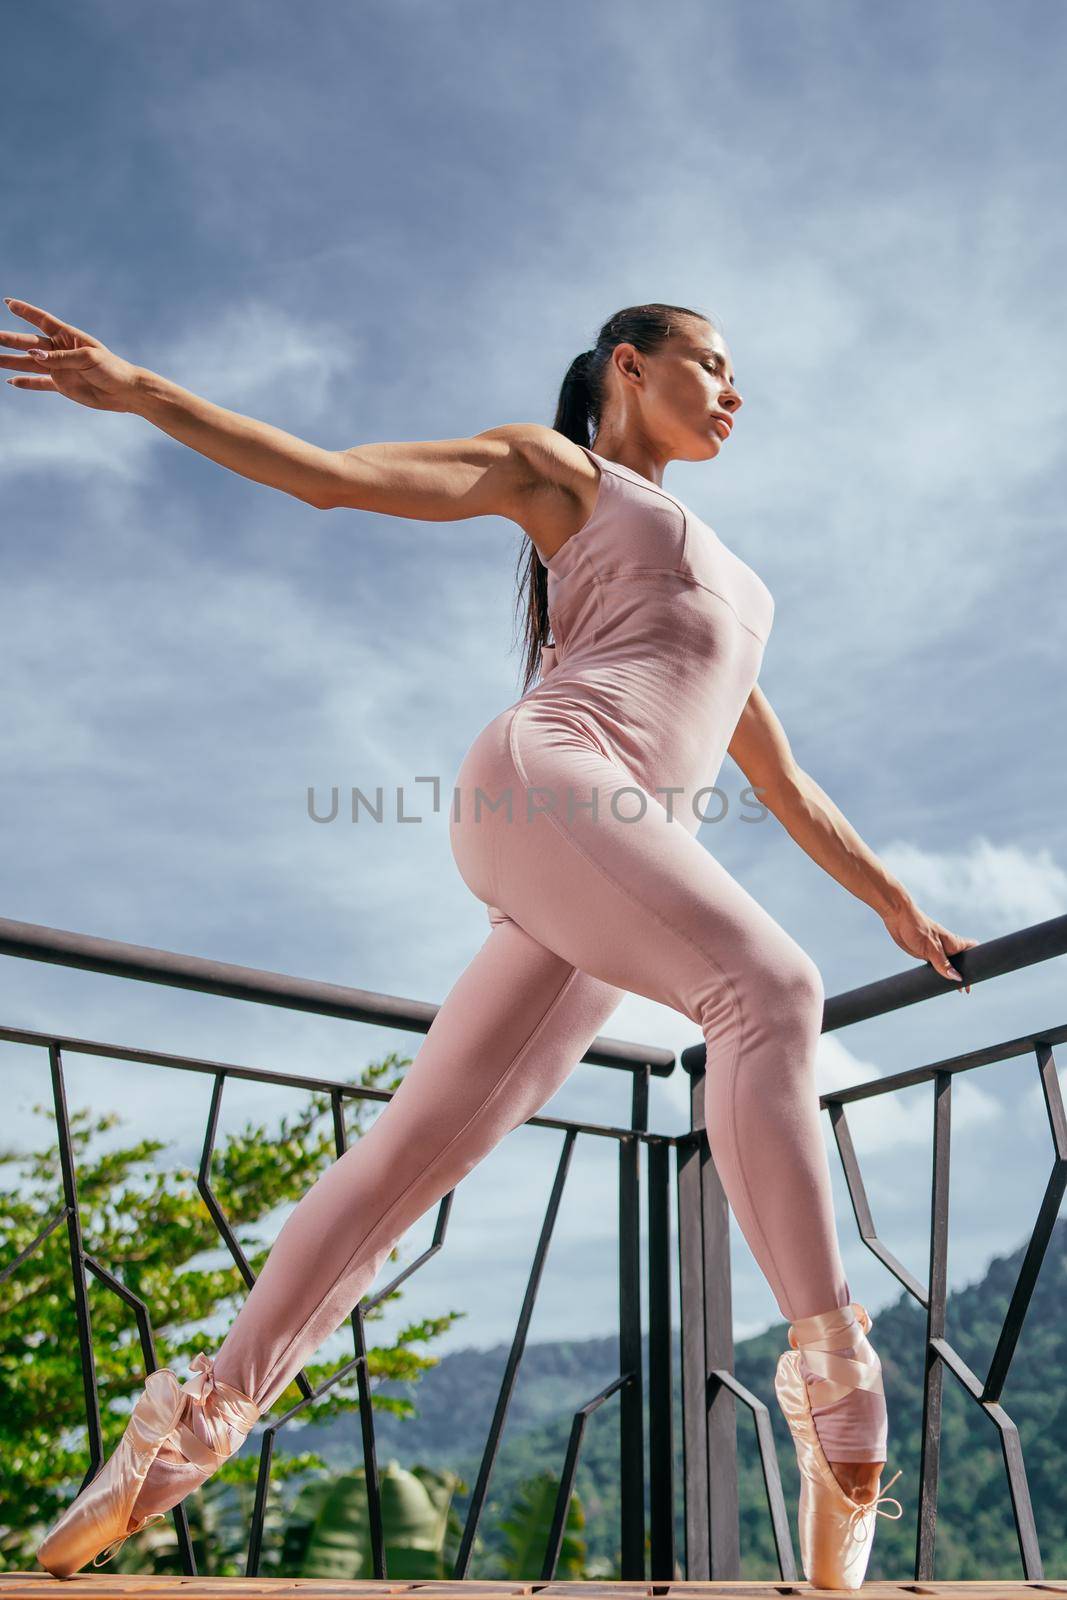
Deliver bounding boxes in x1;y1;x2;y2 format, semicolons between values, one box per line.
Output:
882;900;979;994
1;297;142;413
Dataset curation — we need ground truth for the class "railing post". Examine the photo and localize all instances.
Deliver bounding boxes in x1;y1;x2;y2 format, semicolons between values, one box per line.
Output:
678;1044;739;1578
618;1070;647;1577
13;910;1067;1582
677;1065;707;1577
917;1067;950;1578
647;1134;676;1577
48;1044;103;1483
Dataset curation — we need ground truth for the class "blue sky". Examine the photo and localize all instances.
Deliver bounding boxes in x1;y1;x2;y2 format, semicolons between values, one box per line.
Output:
2;0;1065;1379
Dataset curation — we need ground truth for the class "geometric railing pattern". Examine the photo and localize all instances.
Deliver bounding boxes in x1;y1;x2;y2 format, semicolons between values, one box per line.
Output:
2;910;1065;1581
680;912;1067;1583
0;915;672;1581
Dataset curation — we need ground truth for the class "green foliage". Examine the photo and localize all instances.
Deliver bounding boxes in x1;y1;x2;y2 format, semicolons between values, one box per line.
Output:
279;1460;466;1577
290;1223;1067;1581
0;1051;467;1574
497;1467;587;1578
116;1475;290;1577
5;1050;1065;1584
736;1219;1067;1580
271;1460;588;1581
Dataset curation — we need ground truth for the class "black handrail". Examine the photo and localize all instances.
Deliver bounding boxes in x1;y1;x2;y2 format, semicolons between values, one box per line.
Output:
821;912;1067;1031
0;915;671;1580
679;912;1067;1582
4;911;1066;1582
0;915;674;1073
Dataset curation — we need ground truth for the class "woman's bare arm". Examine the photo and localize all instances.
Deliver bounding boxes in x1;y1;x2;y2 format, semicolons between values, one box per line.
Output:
129;374;542;518
728;684;911;916
1;297;546;521
305;429;552;520
728;684;979;985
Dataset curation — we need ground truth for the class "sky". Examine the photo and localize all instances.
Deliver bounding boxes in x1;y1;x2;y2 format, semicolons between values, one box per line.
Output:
2;0;1065;1392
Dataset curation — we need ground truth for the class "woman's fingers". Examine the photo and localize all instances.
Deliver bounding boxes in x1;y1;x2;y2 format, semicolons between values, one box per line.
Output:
26;346;96;367
915;924;963;985
0;348;95;374
3;336;138;410
1;346;98;383
0;350;63;372
929;926;978;993
933;941;963;985
3;296;98;346
0;328;54;351
5;374;57;390
882;904;978;996
951;934;979;995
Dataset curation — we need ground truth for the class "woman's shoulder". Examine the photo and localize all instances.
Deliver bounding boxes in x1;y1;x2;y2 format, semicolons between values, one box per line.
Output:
498;424;602;559
492;422;597;489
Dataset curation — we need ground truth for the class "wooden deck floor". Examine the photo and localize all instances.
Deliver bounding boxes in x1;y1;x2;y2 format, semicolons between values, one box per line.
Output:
1;1578;1065;1597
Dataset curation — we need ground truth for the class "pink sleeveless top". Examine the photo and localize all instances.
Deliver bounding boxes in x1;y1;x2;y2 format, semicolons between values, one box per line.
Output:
523;443;774;832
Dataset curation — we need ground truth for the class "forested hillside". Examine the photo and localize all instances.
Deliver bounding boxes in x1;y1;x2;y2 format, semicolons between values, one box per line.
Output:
285;1216;1066;1580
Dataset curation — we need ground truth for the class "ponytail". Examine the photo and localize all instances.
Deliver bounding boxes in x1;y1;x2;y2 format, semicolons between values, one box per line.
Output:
514;347;606;696
553;349;598;445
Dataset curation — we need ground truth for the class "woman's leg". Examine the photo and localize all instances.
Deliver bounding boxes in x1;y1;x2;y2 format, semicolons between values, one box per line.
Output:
450;719;886;1471
132;904;626;1519
136;711;883;1521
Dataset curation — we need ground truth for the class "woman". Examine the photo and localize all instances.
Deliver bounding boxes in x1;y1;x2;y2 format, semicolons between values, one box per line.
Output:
6;296;975;1587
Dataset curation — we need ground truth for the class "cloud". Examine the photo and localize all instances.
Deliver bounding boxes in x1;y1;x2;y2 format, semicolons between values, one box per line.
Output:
872;837;1067;926
1;300;362;479
815;1032;1000;1158
3;0;1064;1348
0;403;152;481
163;299;365;424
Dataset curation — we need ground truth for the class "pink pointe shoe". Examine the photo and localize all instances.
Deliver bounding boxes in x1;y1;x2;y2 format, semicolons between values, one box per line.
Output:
774;1302;904;1590
36;1352;259;1579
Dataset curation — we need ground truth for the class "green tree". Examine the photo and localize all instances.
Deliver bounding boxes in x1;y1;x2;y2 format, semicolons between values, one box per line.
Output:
497;1467;589;1578
278;1459;468;1577
256;1459;591;1581
0;1051;466;1574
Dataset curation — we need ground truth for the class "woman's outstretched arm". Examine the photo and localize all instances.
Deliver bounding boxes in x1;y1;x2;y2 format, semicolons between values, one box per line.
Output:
728;683;979;987
1;296;541;520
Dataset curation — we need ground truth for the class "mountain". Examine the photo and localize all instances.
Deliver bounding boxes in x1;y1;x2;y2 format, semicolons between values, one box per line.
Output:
277;1214;1067;1581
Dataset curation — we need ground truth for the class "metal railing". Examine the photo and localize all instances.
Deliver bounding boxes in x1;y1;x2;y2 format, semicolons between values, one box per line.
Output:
678;912;1067;1583
0;915;673;1580
2;910;1065;1581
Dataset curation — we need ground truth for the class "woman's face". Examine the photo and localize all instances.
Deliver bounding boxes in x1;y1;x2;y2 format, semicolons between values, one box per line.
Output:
608;319;743;463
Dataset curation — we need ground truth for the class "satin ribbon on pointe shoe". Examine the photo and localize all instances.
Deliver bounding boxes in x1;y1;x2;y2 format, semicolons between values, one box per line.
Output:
92;1511;168;1569
845;1467;904;1545
788;1301;885;1407
91;1354;258;1571
36;1366;186;1578
165;1350;260;1471
774;1302;901;1589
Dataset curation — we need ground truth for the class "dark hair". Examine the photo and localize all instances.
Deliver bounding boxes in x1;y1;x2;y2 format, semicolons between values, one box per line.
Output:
515;301;718;695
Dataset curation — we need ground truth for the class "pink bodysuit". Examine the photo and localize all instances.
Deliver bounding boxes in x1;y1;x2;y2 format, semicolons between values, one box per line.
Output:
133;445;885;1526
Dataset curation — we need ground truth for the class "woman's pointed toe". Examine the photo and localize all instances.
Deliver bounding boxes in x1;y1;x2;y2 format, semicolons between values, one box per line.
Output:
774;1313;903;1591
37;1349;261;1577
35;1366;186;1579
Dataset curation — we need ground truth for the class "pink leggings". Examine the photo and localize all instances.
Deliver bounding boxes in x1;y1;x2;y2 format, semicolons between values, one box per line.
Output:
133;727;885;1521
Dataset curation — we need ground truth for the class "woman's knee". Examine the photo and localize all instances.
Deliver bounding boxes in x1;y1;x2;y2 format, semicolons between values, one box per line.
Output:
788;944;825;1013
748;939;825;1034
687;945;822;1053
